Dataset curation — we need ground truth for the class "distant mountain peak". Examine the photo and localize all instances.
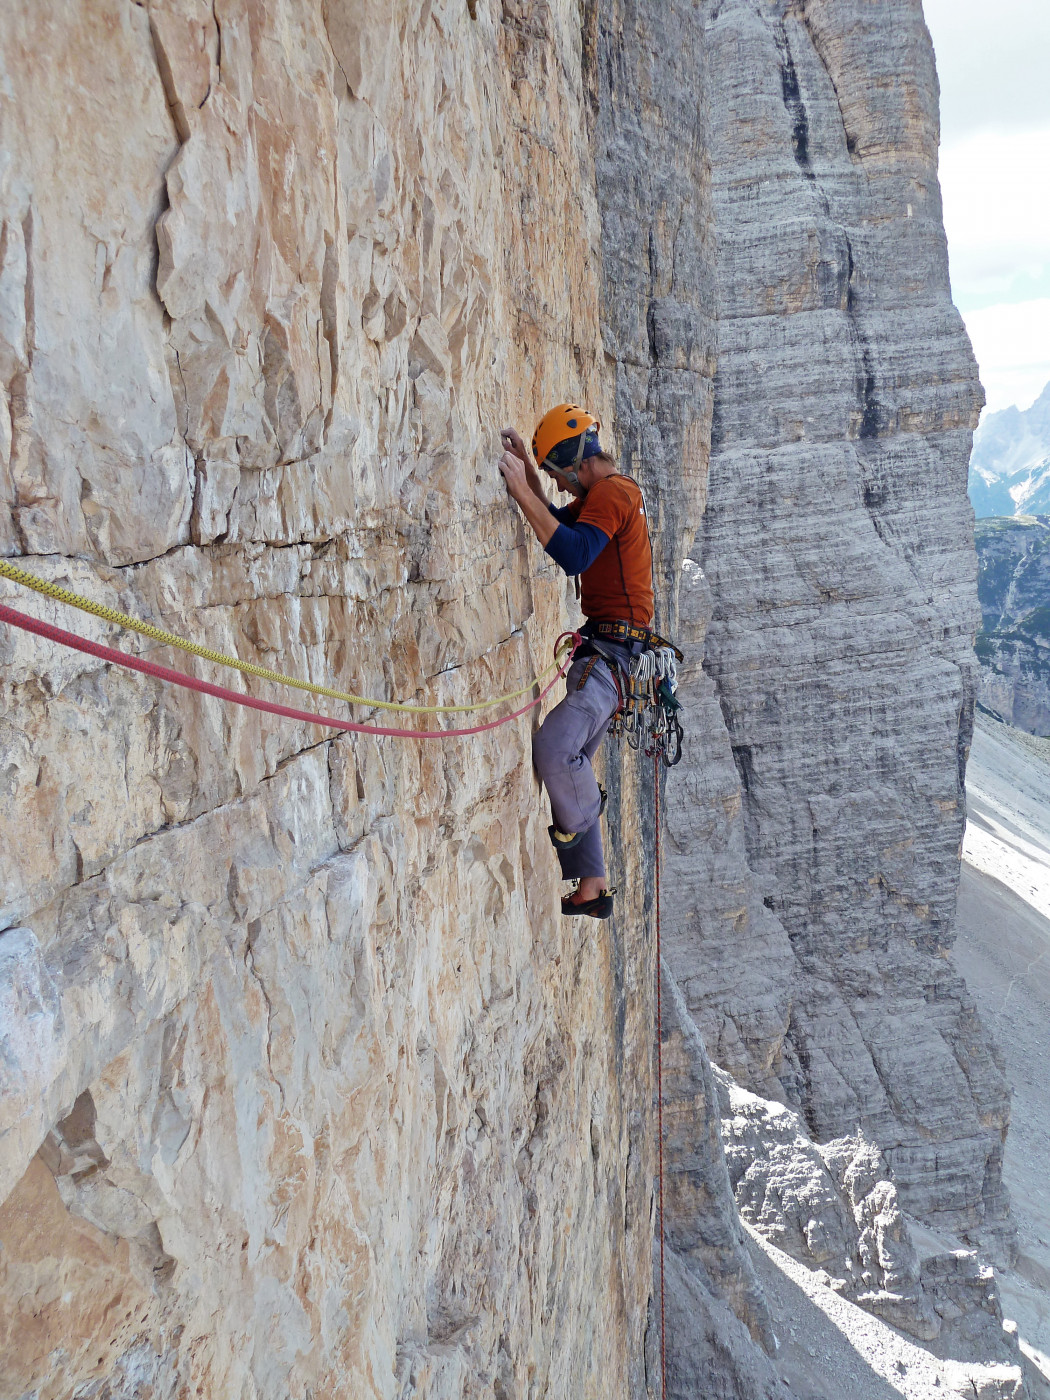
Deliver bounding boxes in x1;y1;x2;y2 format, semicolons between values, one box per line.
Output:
969;378;1050;518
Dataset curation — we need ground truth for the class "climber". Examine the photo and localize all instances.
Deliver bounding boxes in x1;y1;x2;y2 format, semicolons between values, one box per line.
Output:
497;404;655;920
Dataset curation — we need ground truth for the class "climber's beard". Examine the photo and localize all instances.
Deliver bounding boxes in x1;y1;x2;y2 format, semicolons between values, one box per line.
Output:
544;465;586;499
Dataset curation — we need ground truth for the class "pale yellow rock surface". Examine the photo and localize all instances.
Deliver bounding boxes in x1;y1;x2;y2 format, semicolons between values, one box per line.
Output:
0;1154;160;1400
0;3;1019;1399
0;3;658;1396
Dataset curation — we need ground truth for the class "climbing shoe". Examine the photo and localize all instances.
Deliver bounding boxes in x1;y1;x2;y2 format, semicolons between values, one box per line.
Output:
561;888;615;920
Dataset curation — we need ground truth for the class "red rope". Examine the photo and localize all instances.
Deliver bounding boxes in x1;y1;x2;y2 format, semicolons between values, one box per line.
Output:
0;603;579;740
654;751;667;1398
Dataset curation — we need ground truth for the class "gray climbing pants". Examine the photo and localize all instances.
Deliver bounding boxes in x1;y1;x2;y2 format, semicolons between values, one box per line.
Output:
532;645;629;882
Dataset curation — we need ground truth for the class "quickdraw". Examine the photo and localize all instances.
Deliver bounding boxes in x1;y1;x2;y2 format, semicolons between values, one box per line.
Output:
611;642;684;767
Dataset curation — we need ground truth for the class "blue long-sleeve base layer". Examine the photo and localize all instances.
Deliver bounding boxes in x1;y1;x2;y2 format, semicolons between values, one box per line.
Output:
543;503;609;575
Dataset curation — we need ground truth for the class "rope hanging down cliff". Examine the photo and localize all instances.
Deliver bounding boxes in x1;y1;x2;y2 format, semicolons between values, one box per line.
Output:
654;751;669;1400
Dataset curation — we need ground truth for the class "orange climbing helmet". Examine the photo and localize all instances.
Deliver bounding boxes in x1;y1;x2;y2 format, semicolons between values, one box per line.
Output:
532;403;602;472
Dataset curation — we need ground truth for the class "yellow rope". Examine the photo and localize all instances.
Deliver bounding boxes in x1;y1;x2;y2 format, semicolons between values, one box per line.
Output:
0;558;570;714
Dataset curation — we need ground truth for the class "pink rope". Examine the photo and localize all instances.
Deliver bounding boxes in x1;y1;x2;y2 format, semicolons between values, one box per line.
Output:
0;603;580;740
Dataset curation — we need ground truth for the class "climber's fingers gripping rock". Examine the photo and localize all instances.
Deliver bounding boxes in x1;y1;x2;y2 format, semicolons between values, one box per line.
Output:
501;427;549;501
500;425;528;462
498;449;530;502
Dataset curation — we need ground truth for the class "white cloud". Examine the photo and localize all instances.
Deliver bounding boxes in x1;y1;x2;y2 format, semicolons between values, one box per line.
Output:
923;0;1050;137
923;0;1050;410
963;300;1050;414
940;130;1050;310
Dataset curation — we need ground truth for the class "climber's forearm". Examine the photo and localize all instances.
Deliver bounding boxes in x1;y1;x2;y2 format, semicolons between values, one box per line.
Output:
514;485;559;546
498;450;562;545
523;462;550;505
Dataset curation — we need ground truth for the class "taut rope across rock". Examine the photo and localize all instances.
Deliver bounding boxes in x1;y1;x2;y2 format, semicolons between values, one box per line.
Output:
0;600;579;741
0;557;572;716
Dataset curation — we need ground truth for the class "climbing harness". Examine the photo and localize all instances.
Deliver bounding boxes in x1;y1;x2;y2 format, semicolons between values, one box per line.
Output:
579;630;684;768
572;618;685;767
574;652;605;692
587;619;669;649
654;751;668;1400
0;558;574;718
0;601;579;742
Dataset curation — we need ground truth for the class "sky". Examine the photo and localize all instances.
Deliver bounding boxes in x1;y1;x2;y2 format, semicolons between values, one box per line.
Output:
923;0;1050;414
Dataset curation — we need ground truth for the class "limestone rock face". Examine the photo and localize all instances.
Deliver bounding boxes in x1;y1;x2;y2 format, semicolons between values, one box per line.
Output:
974;516;1050;736
585;0;717;640
0;4;658;1397
718;1072;938;1339
0;1;1016;1397
660;968;795;1394
678;0;1009;1261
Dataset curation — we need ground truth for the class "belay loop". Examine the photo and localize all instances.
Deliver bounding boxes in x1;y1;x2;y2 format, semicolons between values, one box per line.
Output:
612;641;684;767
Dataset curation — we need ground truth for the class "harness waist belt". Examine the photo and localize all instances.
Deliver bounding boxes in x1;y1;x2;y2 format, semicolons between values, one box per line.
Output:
586;619;684;661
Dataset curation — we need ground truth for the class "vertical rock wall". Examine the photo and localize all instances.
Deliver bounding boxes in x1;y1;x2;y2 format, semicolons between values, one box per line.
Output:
0;1;1011;1397
0;4;659;1396
973;516;1050;737
645;1;1014;1386
584;0;716;640
677;0;1006;1256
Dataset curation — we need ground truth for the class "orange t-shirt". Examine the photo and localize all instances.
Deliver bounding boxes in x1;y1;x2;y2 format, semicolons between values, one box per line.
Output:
567;475;654;625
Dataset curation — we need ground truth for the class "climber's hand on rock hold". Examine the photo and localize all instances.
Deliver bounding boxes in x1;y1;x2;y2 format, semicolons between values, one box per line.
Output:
501;426;548;501
498;449;529;502
500;426;528;462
